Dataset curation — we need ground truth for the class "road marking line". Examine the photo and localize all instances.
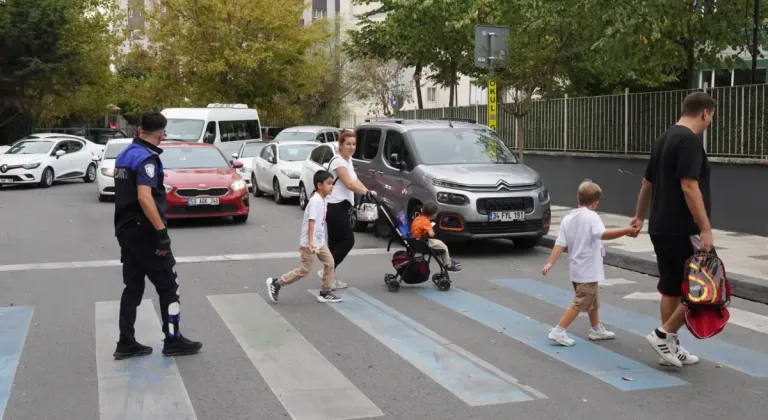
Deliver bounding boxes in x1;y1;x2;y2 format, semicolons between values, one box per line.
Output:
95;300;197;420
622;292;768;335
599;278;637;286
495;278;768;377
311;288;546;406
208;293;383;420
0;248;392;273
418;288;687;391
0;306;34;417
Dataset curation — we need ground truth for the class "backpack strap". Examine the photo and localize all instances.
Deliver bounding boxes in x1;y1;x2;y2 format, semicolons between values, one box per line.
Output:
326;156;341;186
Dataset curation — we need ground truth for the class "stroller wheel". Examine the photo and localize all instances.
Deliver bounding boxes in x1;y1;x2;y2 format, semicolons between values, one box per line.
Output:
387;280;400;292
384;273;396;284
437;279;451;291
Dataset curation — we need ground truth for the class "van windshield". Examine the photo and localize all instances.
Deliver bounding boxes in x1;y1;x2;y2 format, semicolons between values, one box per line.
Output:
165;119;205;141
409;129;518;165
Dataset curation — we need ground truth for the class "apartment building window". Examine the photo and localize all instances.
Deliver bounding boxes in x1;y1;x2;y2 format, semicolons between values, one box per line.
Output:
128;8;134;17
427;87;436;102
312;9;327;21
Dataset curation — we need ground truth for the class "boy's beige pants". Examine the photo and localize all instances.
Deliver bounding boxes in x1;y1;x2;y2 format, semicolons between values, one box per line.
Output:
427;238;451;265
280;245;334;291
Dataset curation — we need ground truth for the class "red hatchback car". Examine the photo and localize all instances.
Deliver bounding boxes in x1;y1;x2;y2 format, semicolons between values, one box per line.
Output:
159;142;250;223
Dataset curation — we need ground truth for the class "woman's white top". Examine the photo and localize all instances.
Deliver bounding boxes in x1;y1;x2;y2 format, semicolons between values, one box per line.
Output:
327;155;357;205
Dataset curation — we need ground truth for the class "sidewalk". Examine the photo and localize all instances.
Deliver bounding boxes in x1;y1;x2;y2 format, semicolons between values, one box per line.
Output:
539;205;768;305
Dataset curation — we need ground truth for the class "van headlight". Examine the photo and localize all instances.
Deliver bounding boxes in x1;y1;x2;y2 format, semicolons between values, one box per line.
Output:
231;179;247;191
538;188;550;203
437;192;469;205
101;168;115;177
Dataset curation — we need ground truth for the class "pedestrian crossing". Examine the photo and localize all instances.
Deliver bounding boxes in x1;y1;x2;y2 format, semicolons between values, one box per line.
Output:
2;279;768;420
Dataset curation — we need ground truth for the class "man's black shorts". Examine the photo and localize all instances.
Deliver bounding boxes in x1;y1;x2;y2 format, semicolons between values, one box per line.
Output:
650;234;697;297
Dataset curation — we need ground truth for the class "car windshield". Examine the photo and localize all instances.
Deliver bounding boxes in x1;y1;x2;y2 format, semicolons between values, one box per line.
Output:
164;119;205;141
241;143;266;158
274;131;315;142
409;129;518;165
160;147;230;169
103;142;130;159
6;141;53;155
278;144;315;162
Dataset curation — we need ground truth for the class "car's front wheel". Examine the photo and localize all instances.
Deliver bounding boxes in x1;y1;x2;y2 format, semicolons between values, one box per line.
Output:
84;164;97;183
39;167;54;188
252;173;263;197
298;183;308;210
273;179;285;205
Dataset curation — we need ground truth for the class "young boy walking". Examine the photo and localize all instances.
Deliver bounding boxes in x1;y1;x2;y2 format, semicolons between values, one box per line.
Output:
411;201;461;272
266;170;342;303
541;180;637;346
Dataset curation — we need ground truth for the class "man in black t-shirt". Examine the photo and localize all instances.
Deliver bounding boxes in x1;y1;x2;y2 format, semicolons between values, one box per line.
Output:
630;92;716;368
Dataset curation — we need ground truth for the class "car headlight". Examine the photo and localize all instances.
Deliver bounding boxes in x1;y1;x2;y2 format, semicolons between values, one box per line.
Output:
538;188;549;203
231;179;247;191
238;166;251;173
22;162;40;170
280;169;300;179
164;184;173;193
101;167;115;177
436;192;469;206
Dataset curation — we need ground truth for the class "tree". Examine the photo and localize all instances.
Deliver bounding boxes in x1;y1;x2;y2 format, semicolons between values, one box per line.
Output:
347;57;411;116
138;0;331;125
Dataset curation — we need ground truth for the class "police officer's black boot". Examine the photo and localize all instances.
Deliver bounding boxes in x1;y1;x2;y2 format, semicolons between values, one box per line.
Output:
162;334;203;356
113;339;153;360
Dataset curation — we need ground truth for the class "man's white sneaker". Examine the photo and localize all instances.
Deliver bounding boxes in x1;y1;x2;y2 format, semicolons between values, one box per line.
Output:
588;326;616;341
317;270;347;290
548;328;575;346
645;329;682;367
660;346;700;366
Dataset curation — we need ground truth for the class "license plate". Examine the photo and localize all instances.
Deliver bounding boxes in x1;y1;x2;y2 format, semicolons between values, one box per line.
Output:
188;197;219;206
488;211;525;222
0;178;12;184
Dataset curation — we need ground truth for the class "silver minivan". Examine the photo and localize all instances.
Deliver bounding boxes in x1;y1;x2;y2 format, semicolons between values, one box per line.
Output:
352;119;551;247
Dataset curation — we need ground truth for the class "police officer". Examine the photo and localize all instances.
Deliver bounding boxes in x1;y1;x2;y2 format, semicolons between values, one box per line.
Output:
112;111;202;360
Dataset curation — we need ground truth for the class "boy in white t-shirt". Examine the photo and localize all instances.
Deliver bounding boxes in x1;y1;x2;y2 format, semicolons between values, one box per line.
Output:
266;170;342;303
541;180;637;346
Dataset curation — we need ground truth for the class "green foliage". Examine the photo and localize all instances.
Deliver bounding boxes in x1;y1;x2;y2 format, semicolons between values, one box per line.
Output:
347;57;412;116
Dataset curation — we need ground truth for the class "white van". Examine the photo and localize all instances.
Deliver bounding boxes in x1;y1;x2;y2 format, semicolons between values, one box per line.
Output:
160;104;262;156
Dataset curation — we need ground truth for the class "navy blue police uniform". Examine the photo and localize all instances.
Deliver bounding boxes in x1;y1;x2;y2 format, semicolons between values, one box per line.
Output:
113;137;189;355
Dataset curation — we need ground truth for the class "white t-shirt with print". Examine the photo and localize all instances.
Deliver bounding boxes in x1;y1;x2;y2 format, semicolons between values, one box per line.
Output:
326;156;357;205
554;207;607;283
300;194;327;247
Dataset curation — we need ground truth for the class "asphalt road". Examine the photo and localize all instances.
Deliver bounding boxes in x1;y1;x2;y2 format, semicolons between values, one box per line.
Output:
1;181;767;420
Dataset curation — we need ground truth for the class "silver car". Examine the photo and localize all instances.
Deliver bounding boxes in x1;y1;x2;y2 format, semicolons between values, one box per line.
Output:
352;119;551;247
271;126;339;144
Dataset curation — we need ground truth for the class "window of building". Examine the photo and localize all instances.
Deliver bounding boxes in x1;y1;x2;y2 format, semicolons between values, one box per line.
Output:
427;87;436;102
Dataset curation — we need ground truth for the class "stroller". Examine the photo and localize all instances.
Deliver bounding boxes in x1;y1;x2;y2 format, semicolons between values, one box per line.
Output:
370;195;452;293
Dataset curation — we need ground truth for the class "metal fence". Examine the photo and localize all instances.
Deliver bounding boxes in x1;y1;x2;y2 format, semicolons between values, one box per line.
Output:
390;84;768;159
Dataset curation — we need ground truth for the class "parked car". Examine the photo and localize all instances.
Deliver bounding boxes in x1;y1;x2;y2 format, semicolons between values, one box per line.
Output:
252;141;317;204
271;126;339;144
17;133;105;159
159;142;250;223
298;142;339;210
231;140;267;191
0;137;98;188
95;138;133;201
350;118;551;247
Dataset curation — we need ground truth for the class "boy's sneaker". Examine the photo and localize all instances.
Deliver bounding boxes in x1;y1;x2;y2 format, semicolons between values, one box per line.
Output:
317;291;343;303
451;259;462;267
588;325;616;341
548;328;575;346
162;335;203;357
113;340;153;360
446;264;461;272
266;277;281;303
659;346;700;366
317;270;348;289
645;329;681;367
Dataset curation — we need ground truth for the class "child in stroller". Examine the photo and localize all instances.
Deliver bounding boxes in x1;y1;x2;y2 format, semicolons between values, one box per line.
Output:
373;197;453;292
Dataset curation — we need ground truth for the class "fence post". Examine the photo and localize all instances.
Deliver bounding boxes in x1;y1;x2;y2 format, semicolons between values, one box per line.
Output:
624;88;629;154
702;82;709;153
563;94;568;152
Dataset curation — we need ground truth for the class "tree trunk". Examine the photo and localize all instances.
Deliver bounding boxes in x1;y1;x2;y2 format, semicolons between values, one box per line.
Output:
686;40;696;89
515;114;525;161
414;63;424;109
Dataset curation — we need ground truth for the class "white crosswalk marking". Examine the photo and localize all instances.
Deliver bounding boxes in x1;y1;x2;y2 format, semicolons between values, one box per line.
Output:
599;278;637;286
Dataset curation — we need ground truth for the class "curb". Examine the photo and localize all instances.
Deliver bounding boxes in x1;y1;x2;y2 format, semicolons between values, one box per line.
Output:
538;236;768;306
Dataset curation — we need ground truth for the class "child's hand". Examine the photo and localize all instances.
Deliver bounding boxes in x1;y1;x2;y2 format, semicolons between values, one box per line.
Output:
541;263;552;276
625;227;639;238
308;245;317;254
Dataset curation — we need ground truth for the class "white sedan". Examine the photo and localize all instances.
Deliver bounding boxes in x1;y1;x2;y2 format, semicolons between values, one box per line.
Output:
0;137;98;188
252;141;317;204
95;138;133;202
298;142;339;210
232;140;267;192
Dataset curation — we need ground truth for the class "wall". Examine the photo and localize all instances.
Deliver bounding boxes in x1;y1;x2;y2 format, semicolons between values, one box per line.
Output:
522;153;768;236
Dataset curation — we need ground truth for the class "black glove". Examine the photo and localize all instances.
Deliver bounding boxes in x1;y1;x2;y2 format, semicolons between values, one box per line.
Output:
157;228;171;252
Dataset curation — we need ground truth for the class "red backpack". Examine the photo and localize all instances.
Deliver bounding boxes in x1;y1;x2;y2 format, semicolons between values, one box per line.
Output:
681;251;732;339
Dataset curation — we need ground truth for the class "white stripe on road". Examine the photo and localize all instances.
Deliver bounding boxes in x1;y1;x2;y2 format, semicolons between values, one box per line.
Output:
95;300;197;420
208;293;383;420
0;248;392;273
599;278;637;286
623;292;768;334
